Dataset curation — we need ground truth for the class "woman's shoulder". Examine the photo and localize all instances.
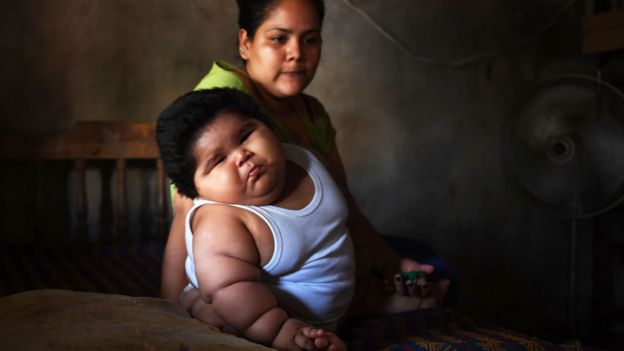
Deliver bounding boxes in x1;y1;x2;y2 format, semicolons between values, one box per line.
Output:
301;93;327;110
297;93;336;157
301;92;332;122
193;60;251;93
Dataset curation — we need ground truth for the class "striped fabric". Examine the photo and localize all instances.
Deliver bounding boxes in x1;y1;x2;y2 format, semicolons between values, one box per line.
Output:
341;308;583;351
0;243;163;297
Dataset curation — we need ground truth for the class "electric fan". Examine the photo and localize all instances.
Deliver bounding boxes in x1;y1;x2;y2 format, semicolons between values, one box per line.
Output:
501;74;624;332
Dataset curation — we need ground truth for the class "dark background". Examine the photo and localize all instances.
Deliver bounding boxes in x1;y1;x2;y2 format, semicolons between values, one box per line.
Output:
1;0;623;348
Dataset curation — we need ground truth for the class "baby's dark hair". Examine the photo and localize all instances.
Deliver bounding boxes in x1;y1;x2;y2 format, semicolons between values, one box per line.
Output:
156;88;270;199
237;0;325;38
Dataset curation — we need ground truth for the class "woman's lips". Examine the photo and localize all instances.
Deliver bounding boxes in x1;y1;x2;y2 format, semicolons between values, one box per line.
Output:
281;70;305;77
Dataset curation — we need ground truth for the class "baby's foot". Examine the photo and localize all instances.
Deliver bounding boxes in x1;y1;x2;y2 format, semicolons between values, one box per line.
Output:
295;327;346;351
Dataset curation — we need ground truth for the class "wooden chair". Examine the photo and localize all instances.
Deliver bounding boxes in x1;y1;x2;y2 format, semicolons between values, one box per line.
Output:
0;121;168;244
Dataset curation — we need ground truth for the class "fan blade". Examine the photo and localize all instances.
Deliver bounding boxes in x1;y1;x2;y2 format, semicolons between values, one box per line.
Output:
503;75;624;217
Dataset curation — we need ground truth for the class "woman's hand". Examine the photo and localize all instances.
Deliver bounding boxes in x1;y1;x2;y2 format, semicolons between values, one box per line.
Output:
376;255;435;292
400;257;434;275
389;258;449;298
387;258;434;295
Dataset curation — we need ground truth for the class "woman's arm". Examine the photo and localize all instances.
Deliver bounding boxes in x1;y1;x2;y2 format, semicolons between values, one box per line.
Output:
160;192;193;300
324;144;394;275
305;96;432;281
325;143;434;281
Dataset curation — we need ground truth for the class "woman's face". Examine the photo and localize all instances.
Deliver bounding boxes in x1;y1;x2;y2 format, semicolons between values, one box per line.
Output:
239;0;322;98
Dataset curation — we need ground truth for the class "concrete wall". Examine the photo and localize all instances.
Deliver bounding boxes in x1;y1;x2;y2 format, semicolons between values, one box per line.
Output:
2;0;623;345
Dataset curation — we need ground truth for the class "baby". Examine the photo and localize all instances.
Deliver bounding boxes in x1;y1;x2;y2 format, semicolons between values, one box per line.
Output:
157;88;353;350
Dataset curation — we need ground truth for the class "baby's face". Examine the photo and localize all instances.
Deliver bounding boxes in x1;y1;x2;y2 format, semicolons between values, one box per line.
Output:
192;112;285;206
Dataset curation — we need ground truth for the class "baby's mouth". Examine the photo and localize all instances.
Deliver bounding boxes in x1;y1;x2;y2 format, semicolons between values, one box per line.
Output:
248;165;264;181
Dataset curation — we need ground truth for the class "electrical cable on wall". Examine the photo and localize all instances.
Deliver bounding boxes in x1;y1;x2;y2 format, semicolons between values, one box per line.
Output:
341;0;576;68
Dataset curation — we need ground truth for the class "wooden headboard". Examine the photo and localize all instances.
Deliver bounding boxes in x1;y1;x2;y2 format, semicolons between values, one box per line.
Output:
0;121;168;244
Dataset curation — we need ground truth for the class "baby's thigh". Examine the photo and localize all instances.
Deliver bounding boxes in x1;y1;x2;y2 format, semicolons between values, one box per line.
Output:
192;299;238;334
181;287;237;333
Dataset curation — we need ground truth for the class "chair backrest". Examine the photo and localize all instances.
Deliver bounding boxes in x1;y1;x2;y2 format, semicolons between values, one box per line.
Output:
0;121;168;244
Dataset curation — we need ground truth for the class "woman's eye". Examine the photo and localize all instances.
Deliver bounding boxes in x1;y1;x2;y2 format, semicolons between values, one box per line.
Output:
304;36;321;45
271;36;287;44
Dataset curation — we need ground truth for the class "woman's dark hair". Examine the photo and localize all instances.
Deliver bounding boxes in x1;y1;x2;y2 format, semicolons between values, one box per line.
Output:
237;0;325;38
156;88;270;199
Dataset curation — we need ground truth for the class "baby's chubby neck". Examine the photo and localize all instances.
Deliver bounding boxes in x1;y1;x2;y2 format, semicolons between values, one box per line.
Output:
270;160;314;210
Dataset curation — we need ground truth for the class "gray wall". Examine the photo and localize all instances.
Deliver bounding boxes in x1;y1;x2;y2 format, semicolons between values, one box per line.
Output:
2;0;622;344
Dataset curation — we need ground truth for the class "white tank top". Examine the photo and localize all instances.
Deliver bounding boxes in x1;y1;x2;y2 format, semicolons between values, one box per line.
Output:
185;144;355;327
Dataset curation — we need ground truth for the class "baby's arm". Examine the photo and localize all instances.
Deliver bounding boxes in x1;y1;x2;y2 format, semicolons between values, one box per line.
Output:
192;206;340;350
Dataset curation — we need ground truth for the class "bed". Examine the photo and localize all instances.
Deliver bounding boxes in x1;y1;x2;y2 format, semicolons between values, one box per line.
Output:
0;121;583;350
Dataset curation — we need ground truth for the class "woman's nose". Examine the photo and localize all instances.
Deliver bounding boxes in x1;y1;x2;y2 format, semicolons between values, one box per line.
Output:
286;40;302;61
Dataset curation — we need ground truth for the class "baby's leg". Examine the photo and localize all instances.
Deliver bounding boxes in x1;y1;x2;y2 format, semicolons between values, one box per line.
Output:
180;286;237;334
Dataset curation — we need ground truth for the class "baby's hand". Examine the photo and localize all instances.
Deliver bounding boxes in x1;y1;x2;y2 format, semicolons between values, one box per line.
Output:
294;327;346;351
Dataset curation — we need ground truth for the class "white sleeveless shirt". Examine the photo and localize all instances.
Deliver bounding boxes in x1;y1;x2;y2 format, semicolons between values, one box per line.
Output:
185;144;355;327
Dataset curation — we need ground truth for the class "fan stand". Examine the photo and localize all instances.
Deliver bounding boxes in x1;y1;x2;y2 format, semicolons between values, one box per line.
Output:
503;73;624;340
566;199;581;335
548;133;584;334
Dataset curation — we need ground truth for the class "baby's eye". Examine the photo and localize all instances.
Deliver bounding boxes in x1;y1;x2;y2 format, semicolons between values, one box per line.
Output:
241;130;253;142
215;156;226;165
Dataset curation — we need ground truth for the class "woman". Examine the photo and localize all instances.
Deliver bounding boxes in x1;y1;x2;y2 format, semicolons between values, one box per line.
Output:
162;0;447;321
